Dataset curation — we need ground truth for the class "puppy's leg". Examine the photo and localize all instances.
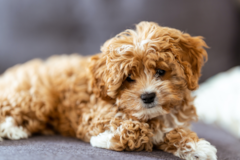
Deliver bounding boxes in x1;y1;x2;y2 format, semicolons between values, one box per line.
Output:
0;91;54;141
158;128;217;160
90;130;114;149
0;64;59;140
0;93;31;141
0;116;30;141
90;120;154;151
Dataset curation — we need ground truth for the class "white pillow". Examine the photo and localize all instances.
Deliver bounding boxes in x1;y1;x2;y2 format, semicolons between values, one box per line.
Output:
193;66;240;138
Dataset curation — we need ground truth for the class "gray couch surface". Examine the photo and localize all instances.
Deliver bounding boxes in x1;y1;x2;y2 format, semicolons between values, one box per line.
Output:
1;123;240;160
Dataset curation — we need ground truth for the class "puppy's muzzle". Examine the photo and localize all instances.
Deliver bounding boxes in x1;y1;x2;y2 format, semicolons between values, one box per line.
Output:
141;92;156;104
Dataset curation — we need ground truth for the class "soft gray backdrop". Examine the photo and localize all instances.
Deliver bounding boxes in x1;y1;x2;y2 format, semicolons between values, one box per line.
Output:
0;0;240;82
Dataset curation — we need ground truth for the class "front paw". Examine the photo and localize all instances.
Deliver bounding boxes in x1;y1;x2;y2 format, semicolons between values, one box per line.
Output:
188;139;217;160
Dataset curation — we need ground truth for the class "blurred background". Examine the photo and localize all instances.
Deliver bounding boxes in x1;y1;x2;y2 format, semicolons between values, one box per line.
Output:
0;0;240;82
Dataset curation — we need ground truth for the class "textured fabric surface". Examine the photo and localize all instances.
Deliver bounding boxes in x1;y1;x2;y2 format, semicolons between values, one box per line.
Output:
0;123;239;160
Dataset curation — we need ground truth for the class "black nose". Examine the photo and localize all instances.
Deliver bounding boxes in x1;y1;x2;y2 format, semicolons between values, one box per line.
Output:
141;92;156;104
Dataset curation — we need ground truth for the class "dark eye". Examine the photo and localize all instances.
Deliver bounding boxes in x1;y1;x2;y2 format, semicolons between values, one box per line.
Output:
156;69;166;77
126;74;135;82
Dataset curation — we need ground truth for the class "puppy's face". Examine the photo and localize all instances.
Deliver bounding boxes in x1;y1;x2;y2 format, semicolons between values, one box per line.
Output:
90;22;207;121
116;53;186;120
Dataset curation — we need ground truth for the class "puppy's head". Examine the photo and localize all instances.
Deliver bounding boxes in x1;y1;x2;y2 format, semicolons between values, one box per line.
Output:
90;21;207;121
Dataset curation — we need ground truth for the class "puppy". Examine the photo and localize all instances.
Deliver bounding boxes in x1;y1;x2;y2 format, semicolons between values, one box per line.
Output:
0;22;217;160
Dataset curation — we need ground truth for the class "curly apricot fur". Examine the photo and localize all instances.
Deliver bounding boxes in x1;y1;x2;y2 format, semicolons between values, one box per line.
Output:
0;22;216;159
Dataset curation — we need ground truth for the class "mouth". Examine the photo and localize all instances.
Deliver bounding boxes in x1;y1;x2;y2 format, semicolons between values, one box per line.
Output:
143;102;156;108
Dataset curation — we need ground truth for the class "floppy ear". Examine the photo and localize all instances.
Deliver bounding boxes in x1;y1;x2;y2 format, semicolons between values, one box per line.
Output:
89;53;112;101
89;51;126;101
89;33;137;101
175;34;208;90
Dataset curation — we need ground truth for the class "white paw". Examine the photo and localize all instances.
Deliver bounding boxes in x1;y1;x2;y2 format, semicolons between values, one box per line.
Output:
90;130;114;149
0;117;29;140
189;140;217;160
